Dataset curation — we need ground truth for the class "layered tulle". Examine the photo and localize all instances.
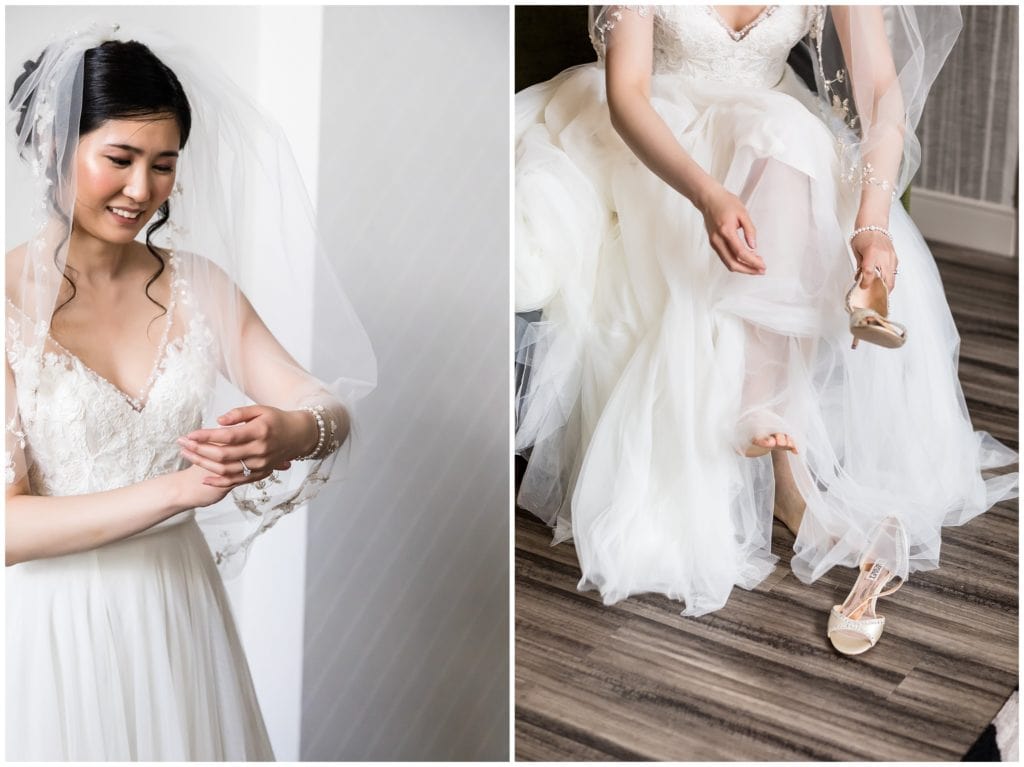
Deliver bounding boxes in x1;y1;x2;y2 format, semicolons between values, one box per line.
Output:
6;515;273;760
515;63;1018;616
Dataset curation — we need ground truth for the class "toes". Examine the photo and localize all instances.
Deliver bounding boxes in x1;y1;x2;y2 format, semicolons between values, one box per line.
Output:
771;433;799;453
751;433;804;456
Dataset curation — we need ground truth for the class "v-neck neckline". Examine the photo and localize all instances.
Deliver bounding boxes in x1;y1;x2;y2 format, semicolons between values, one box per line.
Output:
708;5;778;42
7;253;179;414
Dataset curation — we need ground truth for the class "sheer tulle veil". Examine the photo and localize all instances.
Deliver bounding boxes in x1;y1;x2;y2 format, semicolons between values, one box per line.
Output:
6;23;377;572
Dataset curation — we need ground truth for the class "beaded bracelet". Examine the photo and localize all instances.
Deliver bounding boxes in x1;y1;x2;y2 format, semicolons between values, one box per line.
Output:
294;404;343;461
295;405;327;461
849;225;893;245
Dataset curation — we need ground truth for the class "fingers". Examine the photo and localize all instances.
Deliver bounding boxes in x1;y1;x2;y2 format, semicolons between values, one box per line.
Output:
179;446;232;476
857;256;899;291
713;245;760;274
181;447;276;489
738;210;758;251
201;468;276;489
179;445;271;475
734;234;765;272
858;256;877;288
217;405;265;426
710;231;763;275
177;437;253;464
853;235;898;290
184;425;252;446
714;214;765;274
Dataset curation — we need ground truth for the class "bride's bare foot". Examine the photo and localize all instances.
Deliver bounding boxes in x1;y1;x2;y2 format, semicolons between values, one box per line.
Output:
745;432;798;458
771;450;805;537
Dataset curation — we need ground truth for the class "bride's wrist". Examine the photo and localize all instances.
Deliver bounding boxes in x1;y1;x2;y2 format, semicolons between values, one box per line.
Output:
855;197;892;231
850;225;894;245
287;408;320;459
156;472;191;517
690;177;723;213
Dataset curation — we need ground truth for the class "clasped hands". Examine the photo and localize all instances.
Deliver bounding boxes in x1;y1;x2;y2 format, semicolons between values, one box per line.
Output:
177;404;315;489
698;185;898;289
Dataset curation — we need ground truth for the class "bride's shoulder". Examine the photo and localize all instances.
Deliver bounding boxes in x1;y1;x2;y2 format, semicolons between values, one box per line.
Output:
5;245;28;272
169;250;241;294
5;244;29;306
170;249;227;277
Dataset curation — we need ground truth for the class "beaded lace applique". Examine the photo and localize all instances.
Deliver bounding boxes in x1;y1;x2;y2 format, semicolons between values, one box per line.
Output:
810;6;899;202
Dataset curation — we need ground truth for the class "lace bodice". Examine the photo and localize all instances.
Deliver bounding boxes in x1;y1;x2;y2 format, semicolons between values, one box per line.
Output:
6;255;218;496
593;5;817;88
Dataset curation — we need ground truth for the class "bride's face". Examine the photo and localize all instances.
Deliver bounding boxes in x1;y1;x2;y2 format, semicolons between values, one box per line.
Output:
73;116;181;246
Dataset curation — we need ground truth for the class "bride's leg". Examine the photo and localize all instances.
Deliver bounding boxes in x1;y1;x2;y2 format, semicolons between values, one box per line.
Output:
771;450;806;536
738;321;798;456
728;158;826;524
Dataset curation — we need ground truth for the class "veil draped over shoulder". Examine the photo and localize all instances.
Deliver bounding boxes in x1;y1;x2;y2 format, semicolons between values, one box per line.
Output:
6;24;377;572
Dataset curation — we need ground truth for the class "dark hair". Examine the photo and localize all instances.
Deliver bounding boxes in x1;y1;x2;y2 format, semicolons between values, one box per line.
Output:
80;40;191;146
11;39;192;322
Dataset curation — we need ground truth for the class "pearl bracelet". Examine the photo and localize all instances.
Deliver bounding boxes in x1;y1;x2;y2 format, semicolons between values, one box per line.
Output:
295;405;327;461
849;225;893;245
294;404;342;461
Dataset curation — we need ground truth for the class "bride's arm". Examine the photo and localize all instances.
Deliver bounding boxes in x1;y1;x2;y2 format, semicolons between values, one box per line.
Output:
5;466;231;566
177;279;349;487
603;6;765;274
831;6;902;288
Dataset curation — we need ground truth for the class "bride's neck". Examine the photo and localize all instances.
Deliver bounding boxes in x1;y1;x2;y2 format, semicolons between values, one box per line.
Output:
65;228;136;283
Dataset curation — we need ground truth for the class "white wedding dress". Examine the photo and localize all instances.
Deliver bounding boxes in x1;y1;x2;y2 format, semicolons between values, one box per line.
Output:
5;253;274;760
515;5;1018;616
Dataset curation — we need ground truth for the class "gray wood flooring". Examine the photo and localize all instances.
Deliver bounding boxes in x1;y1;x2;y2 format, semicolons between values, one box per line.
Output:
515;243;1019;761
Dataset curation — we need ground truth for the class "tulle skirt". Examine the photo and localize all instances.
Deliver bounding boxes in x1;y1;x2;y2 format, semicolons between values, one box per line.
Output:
6;513;273;761
515;63;1018;616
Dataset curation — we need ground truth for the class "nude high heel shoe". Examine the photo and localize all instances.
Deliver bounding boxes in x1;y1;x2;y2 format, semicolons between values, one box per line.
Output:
827;517;908;655
845;267;907;350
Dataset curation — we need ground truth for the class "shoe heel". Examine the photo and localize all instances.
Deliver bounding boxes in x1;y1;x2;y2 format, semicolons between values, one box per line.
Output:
845;269;907;350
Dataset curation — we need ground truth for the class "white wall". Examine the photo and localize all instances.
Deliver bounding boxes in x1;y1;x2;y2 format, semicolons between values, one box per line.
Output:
302;6;509;761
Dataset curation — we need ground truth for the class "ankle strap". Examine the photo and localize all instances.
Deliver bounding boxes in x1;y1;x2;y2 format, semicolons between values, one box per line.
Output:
850;574;905;617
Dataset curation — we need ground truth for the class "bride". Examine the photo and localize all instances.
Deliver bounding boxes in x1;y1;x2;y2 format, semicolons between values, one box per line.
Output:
515;6;1018;652
6;28;375;759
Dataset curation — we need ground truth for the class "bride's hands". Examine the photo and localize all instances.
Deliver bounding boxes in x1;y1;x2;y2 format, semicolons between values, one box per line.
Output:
173;464;236;508
697;185;766;275
850;230;898;292
177;405;316;489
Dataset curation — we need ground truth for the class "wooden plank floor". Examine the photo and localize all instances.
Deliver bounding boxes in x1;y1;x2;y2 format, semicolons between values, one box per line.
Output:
515;243;1019;761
